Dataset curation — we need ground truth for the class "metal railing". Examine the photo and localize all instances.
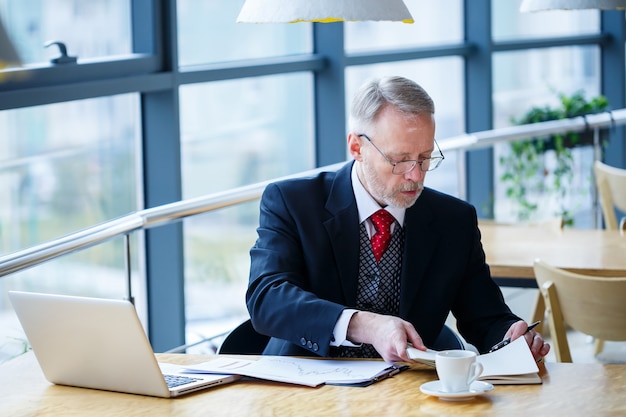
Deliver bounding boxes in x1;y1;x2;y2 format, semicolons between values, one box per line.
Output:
1;108;625;282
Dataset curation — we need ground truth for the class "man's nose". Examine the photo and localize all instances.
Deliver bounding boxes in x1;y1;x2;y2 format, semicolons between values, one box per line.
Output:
404;166;425;182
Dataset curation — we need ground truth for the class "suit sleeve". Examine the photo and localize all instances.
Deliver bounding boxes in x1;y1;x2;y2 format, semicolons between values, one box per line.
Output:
247;182;346;356
451;208;521;352
405;191;521;354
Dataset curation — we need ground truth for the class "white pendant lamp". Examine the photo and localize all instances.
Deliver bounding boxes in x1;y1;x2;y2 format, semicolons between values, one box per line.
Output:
520;0;626;12
237;0;414;23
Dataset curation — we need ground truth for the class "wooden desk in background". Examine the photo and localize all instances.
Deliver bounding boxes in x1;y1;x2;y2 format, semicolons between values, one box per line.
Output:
2;352;625;416
480;224;626;287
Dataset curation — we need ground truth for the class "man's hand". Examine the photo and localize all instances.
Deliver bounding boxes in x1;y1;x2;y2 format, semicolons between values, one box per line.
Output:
346;311;425;362
503;320;550;361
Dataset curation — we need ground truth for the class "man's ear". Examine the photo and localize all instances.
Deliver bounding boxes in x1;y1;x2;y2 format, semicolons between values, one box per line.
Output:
347;132;364;161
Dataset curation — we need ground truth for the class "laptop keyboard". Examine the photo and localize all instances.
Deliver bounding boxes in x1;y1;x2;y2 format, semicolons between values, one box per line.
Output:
164;374;203;388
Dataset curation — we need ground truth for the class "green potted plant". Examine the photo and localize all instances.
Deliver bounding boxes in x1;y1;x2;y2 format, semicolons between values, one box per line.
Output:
499;91;609;225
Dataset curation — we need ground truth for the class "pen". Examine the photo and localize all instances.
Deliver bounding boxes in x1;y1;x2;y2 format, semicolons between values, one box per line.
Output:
488;321;541;353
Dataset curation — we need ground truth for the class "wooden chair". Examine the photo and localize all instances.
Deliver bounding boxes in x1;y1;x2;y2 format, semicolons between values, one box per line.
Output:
592;161;626;353
594;160;626;231
217;319;270;355
533;259;626;362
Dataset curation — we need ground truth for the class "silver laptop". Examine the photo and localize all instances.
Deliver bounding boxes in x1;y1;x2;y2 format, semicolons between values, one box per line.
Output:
9;291;240;398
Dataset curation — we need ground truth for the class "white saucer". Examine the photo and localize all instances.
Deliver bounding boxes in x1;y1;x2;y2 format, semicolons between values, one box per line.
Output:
420;380;494;401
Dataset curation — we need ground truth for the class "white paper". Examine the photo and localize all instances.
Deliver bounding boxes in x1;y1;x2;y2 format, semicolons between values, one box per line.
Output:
409;336;540;384
183;356;397;387
477;336;539;379
406;346;437;366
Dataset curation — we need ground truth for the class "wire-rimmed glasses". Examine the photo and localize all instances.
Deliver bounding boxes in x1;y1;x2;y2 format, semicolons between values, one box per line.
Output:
358;133;445;175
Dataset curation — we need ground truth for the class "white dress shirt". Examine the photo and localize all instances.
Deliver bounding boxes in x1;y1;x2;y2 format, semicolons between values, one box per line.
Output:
329;164;406;347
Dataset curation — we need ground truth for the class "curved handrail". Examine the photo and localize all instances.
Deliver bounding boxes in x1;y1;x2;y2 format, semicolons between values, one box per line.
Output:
440;109;625;151
0;162;345;277
1;109;625;278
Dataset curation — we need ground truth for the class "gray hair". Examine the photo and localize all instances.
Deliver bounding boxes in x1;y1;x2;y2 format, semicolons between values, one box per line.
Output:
349;76;435;133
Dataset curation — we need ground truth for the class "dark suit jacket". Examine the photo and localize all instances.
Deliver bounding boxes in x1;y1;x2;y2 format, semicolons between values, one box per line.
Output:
247;161;520;356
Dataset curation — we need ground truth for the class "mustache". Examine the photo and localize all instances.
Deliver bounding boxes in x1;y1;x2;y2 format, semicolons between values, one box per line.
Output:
397;182;423;192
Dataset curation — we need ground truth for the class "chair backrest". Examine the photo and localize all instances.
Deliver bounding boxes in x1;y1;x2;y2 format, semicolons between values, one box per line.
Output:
218;320;463;355
217;319;270;355
533;259;626;362
594;160;626;230
432;325;465;351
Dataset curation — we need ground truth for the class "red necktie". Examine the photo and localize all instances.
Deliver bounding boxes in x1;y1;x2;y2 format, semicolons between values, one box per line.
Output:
370;209;395;262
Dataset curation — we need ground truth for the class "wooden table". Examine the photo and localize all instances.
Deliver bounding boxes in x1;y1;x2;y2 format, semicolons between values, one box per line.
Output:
480;223;626;331
480;224;626;286
2;352;625;416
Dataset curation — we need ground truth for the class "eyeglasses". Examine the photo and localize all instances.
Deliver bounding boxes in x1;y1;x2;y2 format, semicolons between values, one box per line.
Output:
358;134;445;174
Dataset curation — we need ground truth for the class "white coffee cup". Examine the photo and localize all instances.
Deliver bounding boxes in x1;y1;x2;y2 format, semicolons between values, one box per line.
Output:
435;350;483;393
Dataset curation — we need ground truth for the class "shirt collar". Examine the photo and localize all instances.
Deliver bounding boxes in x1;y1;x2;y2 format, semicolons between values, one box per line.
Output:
351;163;405;226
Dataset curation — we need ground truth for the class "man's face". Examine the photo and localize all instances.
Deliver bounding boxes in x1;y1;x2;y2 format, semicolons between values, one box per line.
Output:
349;106;436;208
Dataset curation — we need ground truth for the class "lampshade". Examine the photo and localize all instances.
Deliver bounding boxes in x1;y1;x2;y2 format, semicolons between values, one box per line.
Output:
520;0;626;12
0;17;20;69
237;0;414;23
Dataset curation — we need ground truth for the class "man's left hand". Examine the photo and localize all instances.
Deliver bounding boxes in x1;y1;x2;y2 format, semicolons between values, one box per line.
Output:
504;320;550;361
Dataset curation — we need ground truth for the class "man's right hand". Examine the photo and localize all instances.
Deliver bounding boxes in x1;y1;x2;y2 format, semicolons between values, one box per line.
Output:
346;311;426;362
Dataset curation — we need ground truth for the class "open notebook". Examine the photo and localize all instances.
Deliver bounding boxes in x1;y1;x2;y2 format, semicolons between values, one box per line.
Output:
9;291;240;397
407;336;541;384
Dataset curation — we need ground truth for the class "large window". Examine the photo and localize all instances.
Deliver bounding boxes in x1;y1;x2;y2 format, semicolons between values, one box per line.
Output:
492;43;602;226
177;0;311;66
0;96;141;254
0;95;142;361
0;1;623;355
345;0;463;52
492;0;599;41
0;0;131;65
179;73;315;342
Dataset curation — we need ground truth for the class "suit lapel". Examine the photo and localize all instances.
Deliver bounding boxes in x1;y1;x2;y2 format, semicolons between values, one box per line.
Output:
320;166;440;312
400;192;436;317
323;163;361;307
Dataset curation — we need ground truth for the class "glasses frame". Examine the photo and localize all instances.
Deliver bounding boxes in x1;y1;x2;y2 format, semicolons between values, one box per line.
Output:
357;133;445;174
